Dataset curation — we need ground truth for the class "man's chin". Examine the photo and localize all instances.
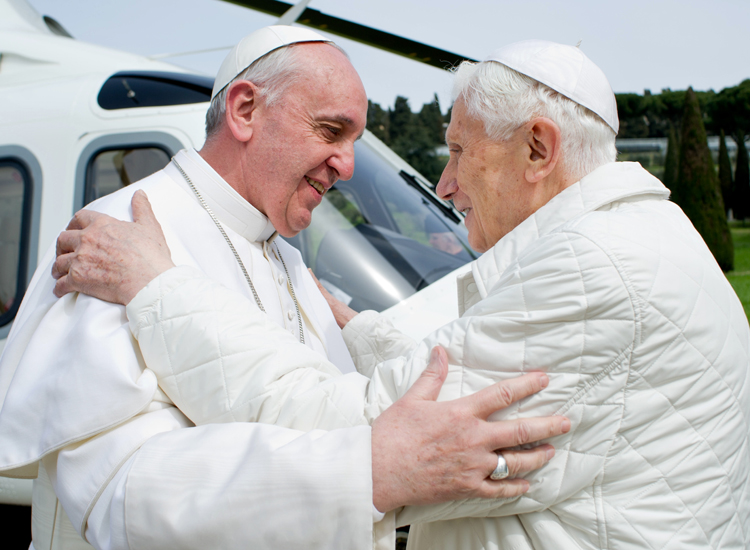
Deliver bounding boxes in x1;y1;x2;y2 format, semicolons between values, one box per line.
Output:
276;216;313;239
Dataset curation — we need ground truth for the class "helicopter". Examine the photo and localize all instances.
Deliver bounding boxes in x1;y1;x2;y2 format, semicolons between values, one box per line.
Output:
0;0;478;546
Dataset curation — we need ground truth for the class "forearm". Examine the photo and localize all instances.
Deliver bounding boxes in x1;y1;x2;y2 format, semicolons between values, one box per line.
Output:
128;266;373;429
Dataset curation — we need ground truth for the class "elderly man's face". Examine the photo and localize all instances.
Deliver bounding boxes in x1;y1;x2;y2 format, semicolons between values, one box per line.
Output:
437;97;531;253
247;44;368;237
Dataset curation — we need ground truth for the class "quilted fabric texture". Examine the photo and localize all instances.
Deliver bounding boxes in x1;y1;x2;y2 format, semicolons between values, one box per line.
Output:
344;162;750;549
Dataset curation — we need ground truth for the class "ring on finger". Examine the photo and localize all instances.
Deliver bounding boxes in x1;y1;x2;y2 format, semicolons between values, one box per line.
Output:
490;451;509;480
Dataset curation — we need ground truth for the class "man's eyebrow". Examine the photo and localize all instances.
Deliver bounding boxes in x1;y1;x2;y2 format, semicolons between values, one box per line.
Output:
323;115;364;140
327;115;355;126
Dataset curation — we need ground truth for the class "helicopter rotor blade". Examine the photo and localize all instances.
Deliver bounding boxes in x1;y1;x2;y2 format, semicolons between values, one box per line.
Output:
223;0;477;70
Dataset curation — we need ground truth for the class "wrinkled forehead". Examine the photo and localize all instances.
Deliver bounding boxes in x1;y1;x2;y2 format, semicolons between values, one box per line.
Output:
446;96;485;142
292;45;367;109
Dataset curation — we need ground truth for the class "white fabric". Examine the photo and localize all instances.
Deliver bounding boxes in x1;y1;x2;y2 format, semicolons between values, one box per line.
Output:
485;40;619;133
0;149;377;550
212;25;329;99
128;162;750;548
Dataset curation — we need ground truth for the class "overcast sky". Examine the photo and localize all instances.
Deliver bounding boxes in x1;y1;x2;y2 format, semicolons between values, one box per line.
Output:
27;0;750;113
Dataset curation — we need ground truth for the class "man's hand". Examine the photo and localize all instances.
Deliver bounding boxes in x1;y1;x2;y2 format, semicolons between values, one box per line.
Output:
52;190;175;305
371;346;569;513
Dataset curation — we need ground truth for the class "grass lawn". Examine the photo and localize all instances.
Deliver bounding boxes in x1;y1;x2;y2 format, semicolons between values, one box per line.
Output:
726;225;750;320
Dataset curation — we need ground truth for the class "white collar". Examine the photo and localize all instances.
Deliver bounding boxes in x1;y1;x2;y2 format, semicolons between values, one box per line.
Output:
458;162;670;313
165;149;277;243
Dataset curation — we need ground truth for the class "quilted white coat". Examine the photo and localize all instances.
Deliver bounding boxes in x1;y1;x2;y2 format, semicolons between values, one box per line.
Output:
128;162;750;549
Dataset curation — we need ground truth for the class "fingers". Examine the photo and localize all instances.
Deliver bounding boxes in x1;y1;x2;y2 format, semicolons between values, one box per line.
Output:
53;273;75;298
467;372;549;418
65;209;100;231
56;229;81;258
498;444;555;478
474;445;556;499
51;251;74;280
131;190;158;227
402;346;448;402
487;415;570;450
475;478;530;499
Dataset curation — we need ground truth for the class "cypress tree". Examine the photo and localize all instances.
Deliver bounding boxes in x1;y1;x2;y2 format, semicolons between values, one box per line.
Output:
418;94;445;145
735;137;750;221
662;124;680;190
718;129;734;216
366;99;390;144
674;88;733;271
388;96;444;183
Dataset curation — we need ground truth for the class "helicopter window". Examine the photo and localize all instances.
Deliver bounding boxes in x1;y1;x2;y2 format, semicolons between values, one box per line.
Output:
0;160;31;327
98;71;213;110
85;147;171;205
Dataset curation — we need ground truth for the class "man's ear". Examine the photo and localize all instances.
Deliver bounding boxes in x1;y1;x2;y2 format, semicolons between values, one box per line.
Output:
524;117;562;183
224;80;259;143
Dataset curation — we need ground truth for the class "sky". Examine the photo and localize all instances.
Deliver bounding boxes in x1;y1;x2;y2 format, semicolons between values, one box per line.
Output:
27;0;750;114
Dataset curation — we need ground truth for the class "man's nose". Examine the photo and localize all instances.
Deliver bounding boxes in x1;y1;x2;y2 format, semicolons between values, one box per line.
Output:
329;142;356;181
436;164;458;200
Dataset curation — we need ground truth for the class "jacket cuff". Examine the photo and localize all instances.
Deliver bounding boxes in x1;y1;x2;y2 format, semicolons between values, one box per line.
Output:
342;311;385;378
126;265;207;340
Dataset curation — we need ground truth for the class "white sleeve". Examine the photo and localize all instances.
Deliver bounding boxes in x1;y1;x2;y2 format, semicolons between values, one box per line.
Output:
127;266;375;430
342;311;419;378
53;409;378;550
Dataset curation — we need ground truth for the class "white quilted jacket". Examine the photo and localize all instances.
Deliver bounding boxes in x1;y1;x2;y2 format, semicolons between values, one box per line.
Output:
128;162;750;549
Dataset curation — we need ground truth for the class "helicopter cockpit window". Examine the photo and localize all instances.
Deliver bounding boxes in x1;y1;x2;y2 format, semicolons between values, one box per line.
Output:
98;71;213;110
85;147;171;205
286;141;477;312
0;160;31;327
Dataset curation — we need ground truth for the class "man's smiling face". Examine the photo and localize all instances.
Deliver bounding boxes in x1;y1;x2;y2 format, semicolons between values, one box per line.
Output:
245;43;368;238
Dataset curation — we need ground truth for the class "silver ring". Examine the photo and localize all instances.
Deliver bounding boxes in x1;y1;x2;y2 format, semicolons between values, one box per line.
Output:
490;452;509;480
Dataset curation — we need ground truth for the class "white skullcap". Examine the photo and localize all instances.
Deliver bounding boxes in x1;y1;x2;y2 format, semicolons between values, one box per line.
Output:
212;25;330;99
485;40;619;134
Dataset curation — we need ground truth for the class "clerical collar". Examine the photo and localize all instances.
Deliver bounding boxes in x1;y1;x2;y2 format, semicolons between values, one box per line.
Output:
166;149;277;243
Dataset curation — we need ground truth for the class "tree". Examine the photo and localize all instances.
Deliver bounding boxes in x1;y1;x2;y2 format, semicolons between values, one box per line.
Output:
707;79;750;144
735;137;750;221
366;99;390;144
672;88;733;271
718;129;734;216
388;96;445;183
418;94;445;145
662;124;680;190
616;93;649;138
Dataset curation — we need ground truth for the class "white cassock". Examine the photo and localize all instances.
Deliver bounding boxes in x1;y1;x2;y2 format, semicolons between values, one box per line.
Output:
0;149;392;550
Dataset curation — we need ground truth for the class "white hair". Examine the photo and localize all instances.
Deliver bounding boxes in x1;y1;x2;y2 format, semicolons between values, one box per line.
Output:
451;61;617;180
205;41;347;138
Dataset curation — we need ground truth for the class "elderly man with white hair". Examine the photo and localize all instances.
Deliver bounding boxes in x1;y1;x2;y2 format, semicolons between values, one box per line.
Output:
51;40;750;548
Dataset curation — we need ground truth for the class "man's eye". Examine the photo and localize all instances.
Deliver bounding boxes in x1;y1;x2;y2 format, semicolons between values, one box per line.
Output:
326;126;341;136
